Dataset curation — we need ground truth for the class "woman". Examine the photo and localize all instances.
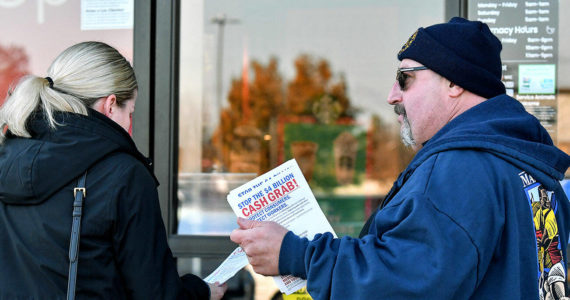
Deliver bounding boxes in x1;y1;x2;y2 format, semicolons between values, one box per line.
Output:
0;41;226;299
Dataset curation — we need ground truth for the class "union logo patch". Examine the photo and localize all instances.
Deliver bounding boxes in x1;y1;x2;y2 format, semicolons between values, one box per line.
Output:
399;30;418;55
519;171;569;299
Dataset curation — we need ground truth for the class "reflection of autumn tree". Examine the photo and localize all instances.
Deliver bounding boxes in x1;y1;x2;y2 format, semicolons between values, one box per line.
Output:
212;54;355;174
0;45;29;106
249;58;283;128
210;107;239;171
210;53;407;186
211;57;284;172
286;55;352;118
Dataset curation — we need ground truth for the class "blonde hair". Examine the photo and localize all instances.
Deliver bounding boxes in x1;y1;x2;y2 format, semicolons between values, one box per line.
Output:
0;41;137;143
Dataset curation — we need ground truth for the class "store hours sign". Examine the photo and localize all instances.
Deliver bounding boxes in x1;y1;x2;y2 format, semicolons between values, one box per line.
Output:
468;0;559;141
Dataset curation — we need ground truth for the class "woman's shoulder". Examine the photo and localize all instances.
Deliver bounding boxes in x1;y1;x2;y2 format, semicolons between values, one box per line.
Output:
89;151;156;187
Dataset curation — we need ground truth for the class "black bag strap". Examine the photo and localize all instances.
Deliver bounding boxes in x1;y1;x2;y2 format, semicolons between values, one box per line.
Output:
67;171;87;300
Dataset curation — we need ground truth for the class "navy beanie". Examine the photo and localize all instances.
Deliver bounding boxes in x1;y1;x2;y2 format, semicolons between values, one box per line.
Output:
398;17;506;99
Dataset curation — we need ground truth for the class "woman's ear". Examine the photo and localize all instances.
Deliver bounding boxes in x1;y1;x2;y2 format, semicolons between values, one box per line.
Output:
100;94;117;117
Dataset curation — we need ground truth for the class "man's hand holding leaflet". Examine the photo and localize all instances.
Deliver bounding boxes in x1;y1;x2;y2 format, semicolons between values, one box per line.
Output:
223;159;335;294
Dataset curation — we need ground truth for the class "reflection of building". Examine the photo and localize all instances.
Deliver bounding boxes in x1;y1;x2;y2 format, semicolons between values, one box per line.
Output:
290;141;318;182
366;116;415;190
333;131;358;185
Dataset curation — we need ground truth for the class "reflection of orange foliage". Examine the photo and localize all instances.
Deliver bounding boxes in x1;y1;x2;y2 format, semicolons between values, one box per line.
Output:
287;56;324;114
250;59;283;129
212;53;411;186
286;55;350;116
212;108;239;169
329;75;351;117
212;54;356;174
0;44;29;106
212;57;284;173
225;57;284;128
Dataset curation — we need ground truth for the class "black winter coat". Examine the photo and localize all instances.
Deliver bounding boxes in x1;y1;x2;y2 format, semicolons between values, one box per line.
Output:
0;110;209;299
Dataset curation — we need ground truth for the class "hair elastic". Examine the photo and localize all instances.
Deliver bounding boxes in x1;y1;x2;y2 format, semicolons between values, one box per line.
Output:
45;77;54;88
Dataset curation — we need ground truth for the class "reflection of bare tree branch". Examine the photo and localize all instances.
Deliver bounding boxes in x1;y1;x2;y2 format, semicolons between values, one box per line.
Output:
0;44;29;105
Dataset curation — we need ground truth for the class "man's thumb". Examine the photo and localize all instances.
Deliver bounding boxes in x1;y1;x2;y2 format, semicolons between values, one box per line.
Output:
237;217;258;229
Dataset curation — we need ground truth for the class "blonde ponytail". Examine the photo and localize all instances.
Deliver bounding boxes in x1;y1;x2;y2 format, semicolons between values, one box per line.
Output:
0;76;44;141
0;41;137;144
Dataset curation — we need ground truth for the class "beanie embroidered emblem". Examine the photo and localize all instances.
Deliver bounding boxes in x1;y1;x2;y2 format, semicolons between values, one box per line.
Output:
399;30;418;55
397;17;506;99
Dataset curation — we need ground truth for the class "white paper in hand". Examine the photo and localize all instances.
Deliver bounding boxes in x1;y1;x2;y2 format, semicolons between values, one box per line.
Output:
226;159;336;294
204;247;248;284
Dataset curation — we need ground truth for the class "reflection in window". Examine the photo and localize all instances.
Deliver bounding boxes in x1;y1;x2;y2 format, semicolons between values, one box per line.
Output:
0;45;29;106
203;50;414;196
177;173;256;235
178;0;445;237
209;55;359;174
0;1;133;106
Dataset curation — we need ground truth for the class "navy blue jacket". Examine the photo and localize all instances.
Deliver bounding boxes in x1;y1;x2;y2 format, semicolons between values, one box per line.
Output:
279;95;570;299
0;110;209;299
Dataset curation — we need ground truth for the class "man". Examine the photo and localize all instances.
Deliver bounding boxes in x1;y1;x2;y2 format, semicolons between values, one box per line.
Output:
231;17;570;299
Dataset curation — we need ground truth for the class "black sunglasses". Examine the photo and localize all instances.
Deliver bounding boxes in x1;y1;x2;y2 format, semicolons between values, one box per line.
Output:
396;66;429;91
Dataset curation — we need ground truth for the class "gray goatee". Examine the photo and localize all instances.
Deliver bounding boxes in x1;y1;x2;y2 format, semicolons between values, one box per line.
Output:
394;104;416;147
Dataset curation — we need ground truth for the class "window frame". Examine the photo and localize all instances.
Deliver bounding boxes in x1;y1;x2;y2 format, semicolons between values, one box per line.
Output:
133;0;235;257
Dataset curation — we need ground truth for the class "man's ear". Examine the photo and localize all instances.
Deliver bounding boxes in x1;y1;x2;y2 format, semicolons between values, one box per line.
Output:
448;82;464;99
101;94;117;117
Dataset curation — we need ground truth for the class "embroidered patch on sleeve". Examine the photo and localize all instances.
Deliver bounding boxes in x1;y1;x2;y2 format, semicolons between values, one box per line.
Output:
520;171;568;299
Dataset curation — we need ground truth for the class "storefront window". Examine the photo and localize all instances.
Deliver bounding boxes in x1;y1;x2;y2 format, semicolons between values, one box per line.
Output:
555;0;570;165
176;3;445;296
0;0;134;106
177;0;444;238
468;0;568;153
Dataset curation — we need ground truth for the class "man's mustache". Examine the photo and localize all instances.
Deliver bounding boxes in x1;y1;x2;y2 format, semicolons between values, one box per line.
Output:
394;104;406;116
